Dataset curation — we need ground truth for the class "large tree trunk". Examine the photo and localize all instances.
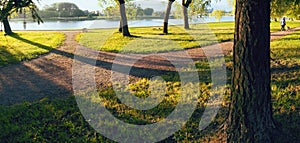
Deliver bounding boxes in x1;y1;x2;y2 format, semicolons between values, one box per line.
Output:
119;0;131;36
227;0;276;142
163;0;174;34
182;0;192;29
3;16;12;35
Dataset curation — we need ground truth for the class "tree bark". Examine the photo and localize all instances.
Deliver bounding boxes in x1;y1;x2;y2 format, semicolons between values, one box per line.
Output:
163;0;174;34
182;0;192;29
119;0;131;36
3;16;12;35
182;5;189;29
227;0;276;142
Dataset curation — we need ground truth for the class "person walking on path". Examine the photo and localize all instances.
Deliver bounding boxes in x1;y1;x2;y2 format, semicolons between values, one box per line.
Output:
281;17;286;31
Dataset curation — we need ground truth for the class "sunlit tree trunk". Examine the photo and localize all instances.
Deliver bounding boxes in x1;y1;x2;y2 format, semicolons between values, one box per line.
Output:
226;0;276;142
163;0;175;34
119;20;122;32
119;0;131;36
182;0;192;29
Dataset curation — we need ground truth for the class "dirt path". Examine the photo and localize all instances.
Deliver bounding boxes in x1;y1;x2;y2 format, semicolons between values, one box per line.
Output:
0;28;299;106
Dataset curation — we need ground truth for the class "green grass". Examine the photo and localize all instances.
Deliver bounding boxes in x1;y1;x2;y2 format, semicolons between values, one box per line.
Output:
270;21;300;32
0;32;65;66
78;21;300;54
77;22;235;54
269;31;300;141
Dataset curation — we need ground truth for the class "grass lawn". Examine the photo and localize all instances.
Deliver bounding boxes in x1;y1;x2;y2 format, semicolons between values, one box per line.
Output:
0;30;299;142
78;21;300;54
77;22;234;54
270;31;300;140
0;32;65;66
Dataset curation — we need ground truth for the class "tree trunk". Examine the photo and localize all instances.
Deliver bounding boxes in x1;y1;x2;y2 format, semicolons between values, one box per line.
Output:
182;5;189;29
227;0;276;142
182;0;192;29
119;0;131;36
3;16;12;35
119;20;122;32
163;0;174;34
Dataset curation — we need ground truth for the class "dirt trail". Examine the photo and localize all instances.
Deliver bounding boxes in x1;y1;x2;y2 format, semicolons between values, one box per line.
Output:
0;27;299;106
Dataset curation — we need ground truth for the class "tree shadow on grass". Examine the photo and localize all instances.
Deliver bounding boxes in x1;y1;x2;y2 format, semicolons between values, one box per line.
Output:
0;46;22;66
1;33;216;105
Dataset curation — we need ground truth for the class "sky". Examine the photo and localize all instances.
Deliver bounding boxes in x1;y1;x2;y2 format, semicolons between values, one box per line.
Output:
34;0;232;12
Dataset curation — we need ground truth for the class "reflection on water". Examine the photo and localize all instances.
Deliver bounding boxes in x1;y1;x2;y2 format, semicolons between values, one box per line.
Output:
8;16;234;31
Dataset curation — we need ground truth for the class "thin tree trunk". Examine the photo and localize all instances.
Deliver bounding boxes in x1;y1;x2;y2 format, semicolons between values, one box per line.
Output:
227;0;276;142
3;16;12;35
163;1;174;34
119;0;131;36
182;5;189;29
119;20;122;32
182;0;192;29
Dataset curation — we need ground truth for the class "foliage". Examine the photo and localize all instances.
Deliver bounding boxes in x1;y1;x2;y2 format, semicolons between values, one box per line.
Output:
103;6;119;18
143;8;154;16
189;0;211;18
271;0;300;20
0;0;41;20
0;32;65;66
211;10;225;22
173;1;182;18
0;0;42;34
39;2;85;18
125;2;143;19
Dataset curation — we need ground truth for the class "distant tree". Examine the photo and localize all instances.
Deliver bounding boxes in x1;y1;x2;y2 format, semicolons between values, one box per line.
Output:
98;0;132;36
211;9;225;22
0;0;42;34
103;6;119;18
126;2;143;19
56;2;84;17
39;2;85;18
136;5;144;17
183;0;211;29
270;0;300;21
285;4;300;20
143;8;154;16
153;11;165;18
270;0;287;21
163;0;175;34
181;0;192;29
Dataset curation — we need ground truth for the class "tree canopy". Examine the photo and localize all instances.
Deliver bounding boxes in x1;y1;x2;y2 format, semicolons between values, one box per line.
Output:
39;2;85;18
143;8;154;16
0;0;42;34
271;0;300;20
211;9;225;22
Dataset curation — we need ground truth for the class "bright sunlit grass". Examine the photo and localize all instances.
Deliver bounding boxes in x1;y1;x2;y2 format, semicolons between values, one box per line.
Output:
78;21;300;54
78;22;235;54
0;32;65;66
270;21;300;32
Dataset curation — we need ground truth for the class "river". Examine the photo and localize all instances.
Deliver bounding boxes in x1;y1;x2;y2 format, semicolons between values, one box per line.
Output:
6;16;234;31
